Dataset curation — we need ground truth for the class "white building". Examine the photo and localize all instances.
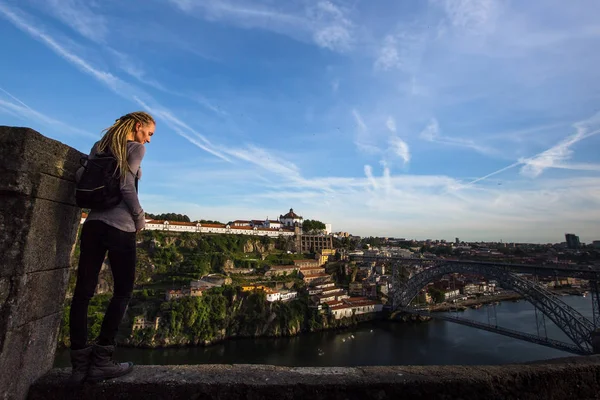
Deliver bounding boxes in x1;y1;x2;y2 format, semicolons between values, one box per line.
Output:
443;289;460;301
143;220;295;237
266;290;298;302
279;208;303;228
266;291;281;302
329;297;383;320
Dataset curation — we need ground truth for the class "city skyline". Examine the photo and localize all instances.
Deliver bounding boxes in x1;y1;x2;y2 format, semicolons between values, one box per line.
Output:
1;1;599;243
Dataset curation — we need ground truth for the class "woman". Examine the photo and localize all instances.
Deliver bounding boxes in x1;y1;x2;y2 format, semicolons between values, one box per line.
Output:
69;111;155;384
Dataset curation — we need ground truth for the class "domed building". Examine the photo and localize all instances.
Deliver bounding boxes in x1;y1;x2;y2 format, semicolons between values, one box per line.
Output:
279;208;303;227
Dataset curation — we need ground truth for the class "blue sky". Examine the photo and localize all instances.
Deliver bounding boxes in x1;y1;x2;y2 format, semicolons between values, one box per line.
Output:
1;0;599;243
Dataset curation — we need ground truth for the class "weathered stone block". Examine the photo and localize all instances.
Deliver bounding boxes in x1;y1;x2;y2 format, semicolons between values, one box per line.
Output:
23;197;79;275
0;127;83;400
0;196;79;278
0;170;78;205
0;313;61;400
0;126;82;180
7;268;70;330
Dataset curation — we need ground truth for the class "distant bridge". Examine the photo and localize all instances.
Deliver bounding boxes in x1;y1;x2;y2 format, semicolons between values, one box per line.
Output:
350;256;600;355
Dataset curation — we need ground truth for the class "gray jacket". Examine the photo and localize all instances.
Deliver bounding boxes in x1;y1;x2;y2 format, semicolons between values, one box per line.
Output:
77;141;146;232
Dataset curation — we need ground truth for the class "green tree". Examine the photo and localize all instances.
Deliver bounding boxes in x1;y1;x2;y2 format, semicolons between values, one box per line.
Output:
302;219;326;234
428;288;445;304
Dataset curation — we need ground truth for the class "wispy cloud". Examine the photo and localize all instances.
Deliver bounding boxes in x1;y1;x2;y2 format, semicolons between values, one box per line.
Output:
419;118;496;156
386;116;396;133
39;0;108;43
0;3;236;161
519;122;600;178
352;108;380;155
388;136;411;165
0;3;122;90
374;35;402;71
469;112;600;184
0;85;95;138
437;0;499;35
169;0;354;52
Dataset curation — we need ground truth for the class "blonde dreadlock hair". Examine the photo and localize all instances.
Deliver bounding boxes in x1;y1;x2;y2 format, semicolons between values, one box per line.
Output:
97;111;155;180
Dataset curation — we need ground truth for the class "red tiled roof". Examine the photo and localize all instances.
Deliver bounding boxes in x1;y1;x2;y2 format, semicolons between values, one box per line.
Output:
303;273;330;279
293;259;319;265
281;208;302;219
269;265;298;270
330;304;354;311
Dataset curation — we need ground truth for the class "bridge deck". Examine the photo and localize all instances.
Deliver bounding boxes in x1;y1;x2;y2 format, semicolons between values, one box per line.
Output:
399;308;591;355
351;256;599;278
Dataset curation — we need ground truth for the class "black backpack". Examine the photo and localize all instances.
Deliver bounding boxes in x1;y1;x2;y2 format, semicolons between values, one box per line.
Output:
75;152;123;210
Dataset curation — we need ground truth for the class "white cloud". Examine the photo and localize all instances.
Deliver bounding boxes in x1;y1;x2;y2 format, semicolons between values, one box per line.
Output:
169;0;354;52
40;0;108;43
0;4;121;90
420;118;440;141
364;165;378;189
374;35;401;71
469;112;600;184
0;4;238;163
419;118;496;156
352;109;367;132
438;0;499;35
0;87;95;138
389;136;410;164
519;120;600;178
386;116;396;133
311;1;353;52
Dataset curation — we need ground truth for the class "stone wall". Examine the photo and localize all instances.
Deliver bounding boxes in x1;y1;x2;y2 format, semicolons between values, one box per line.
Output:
0;127;82;400
27;357;600;400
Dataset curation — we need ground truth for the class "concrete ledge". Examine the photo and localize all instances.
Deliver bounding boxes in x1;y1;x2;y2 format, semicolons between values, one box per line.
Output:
28;356;600;400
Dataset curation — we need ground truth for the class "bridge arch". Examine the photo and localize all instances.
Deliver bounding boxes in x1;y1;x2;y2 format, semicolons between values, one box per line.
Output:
393;262;595;353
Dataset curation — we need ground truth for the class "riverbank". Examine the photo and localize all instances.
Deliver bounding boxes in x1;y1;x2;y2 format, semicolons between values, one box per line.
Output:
427;286;589;313
429;292;523;312
55;296;593;369
116;312;383;349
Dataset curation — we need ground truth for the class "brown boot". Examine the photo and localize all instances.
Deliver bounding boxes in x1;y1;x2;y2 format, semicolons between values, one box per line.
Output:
87;344;133;383
69;346;93;384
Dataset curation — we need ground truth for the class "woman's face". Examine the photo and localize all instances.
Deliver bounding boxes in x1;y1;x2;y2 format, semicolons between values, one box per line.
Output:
133;122;155;144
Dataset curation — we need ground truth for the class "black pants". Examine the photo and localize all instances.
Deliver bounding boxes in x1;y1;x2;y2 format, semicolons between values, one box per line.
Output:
69;220;136;350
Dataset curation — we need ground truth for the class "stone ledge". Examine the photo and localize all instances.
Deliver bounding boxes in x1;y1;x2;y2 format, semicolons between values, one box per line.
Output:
28;357;600;400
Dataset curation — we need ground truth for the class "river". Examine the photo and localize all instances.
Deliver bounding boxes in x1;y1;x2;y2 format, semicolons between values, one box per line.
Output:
54;295;593;367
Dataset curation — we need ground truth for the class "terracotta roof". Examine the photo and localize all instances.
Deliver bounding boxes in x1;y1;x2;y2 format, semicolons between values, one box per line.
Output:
269;265;298;270
316;290;346;299
280;208;302;219
302;273;330;279
168;221;195;226
201;223;227;228
293;259;320;265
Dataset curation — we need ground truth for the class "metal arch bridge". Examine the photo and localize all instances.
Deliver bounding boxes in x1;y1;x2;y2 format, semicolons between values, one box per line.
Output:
350;256;600;355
